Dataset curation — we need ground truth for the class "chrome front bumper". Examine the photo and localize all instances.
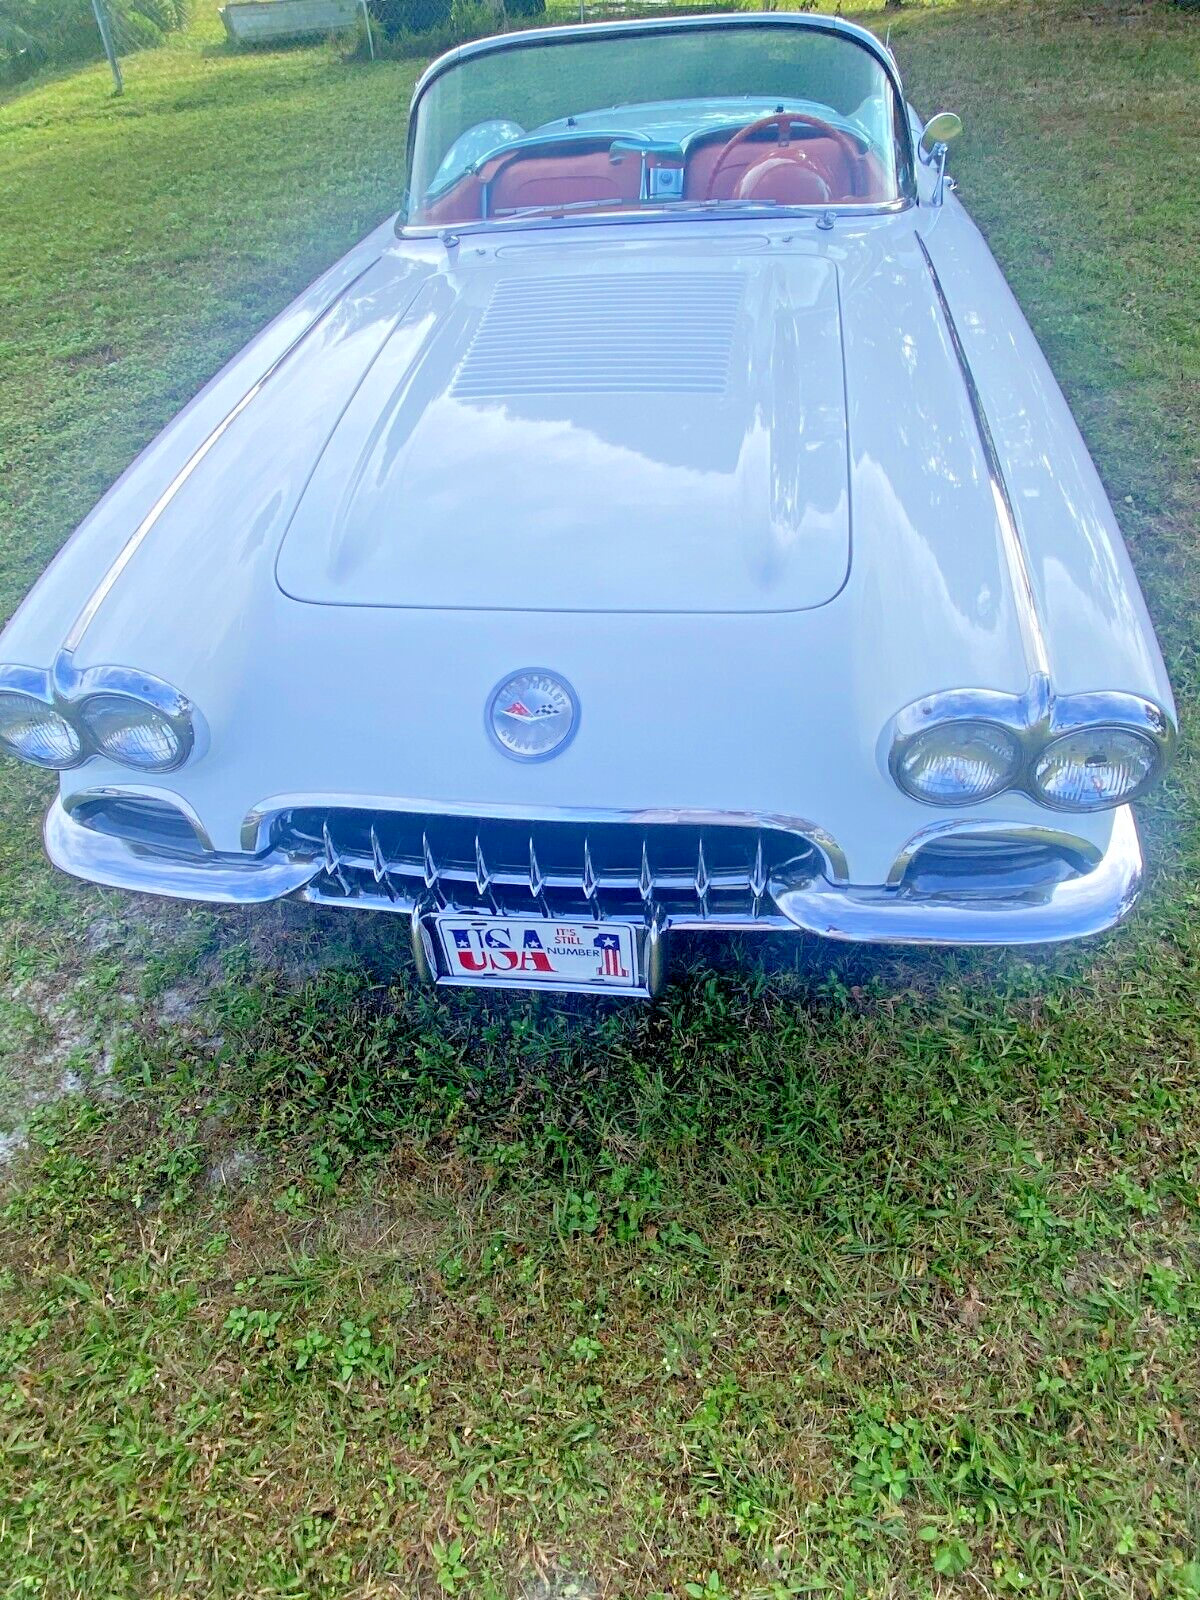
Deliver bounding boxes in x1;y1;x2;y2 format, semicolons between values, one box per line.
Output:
44;797;1143;950
769;804;1142;945
44;798;316;904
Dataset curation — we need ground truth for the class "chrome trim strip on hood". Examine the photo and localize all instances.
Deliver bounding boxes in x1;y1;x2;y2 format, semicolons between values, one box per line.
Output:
60;256;382;659
916;234;1051;682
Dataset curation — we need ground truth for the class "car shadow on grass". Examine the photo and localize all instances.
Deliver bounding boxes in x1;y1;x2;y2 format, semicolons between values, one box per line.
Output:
191;889;1074;1021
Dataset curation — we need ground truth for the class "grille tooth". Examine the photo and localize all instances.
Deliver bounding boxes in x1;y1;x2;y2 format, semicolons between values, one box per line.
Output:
529;838;545;900
695;839;710;909
474;835;491;897
581;838;598;902
422;832;439;890
322;821;351;896
639;841;654;905
750;836;767;914
370;825;388;884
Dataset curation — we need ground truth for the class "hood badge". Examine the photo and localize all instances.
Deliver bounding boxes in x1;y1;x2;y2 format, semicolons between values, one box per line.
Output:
487;670;578;762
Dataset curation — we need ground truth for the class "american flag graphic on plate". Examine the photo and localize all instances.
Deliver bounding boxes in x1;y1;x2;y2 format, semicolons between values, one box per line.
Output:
435;915;638;991
593;931;628;979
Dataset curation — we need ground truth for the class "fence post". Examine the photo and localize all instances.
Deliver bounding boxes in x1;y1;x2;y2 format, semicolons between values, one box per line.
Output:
91;0;124;94
359;0;376;59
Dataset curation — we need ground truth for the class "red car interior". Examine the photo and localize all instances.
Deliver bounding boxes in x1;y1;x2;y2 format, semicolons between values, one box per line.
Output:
490;142;646;216
418;119;889;225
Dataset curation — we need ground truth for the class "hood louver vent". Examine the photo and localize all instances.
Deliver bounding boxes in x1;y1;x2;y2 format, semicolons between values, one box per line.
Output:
452;271;745;399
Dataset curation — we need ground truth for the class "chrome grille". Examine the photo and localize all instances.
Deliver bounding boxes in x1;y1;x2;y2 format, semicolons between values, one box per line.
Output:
272;809;821;925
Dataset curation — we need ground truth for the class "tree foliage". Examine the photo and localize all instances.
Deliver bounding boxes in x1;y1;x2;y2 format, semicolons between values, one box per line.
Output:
1;0;189;83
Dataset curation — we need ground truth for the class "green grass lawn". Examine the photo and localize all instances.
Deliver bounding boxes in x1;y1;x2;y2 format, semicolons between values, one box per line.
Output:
0;3;1198;1596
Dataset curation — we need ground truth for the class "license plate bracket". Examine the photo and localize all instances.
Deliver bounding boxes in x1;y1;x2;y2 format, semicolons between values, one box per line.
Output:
432;913;646;997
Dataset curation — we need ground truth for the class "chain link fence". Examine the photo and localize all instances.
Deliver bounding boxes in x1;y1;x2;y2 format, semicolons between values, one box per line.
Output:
369;0;533;34
2;0;820;89
211;0;813;65
363;0;814;60
1;0;188;89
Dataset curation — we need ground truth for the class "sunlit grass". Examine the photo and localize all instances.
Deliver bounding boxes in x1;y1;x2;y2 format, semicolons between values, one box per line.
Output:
0;2;1197;1595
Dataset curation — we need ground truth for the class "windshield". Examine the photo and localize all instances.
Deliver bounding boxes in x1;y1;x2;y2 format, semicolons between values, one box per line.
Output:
405;19;911;229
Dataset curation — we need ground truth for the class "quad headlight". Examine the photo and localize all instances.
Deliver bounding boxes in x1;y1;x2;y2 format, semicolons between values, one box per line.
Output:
887;684;1173;812
894;719;1022;805
78;693;188;772
1031;727;1160;810
0;664;196;773
0;690;83;769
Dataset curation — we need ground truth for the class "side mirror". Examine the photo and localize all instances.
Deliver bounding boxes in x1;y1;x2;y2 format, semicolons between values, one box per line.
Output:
918;111;962;206
919;110;963;161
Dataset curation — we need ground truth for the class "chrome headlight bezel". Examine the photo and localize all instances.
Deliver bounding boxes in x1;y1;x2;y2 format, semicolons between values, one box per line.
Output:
0;661;196;774
0;666;85;770
887;679;1174;812
74;667;195;773
76;692;189;774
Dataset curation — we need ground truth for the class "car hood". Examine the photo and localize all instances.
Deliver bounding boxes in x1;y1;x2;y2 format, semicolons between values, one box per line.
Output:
274;252;851;613
15;213;1170;878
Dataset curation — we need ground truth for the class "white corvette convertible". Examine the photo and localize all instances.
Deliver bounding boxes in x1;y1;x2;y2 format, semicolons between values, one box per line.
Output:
0;15;1176;997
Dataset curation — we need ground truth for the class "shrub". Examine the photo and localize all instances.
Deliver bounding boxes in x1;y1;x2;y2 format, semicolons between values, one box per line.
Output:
367;0;451;37
364;0;544;56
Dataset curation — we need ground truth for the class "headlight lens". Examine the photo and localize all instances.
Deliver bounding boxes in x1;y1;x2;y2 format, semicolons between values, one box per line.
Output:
1032;727;1159;810
79;693;185;771
0;691;82;768
895;719;1022;804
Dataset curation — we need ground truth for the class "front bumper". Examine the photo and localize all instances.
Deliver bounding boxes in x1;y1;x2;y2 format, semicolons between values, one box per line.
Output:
44;796;1143;953
770;802;1142;945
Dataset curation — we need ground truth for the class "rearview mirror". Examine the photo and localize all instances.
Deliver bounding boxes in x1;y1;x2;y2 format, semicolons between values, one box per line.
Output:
919;111;963;160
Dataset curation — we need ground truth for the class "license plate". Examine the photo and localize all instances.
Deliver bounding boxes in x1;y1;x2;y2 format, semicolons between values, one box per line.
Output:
434;914;641;994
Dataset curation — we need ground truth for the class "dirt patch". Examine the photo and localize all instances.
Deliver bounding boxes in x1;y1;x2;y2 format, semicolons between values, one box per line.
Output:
207;1148;261;1190
63;343;121;371
156;987;201;1026
519;1576;599;1600
327;1199;448;1260
0;974;97;1166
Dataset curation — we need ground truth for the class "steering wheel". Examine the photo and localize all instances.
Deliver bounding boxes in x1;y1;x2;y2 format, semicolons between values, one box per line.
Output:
702;112;863;202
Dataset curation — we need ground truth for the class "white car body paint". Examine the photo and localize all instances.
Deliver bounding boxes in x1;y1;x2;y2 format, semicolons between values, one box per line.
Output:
0;16;1174;991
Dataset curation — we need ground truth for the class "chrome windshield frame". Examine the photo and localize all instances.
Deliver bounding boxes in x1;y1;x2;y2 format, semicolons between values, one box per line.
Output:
398;13;916;236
